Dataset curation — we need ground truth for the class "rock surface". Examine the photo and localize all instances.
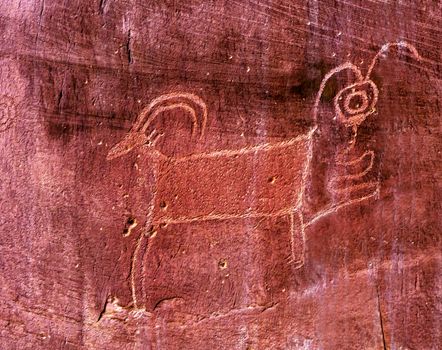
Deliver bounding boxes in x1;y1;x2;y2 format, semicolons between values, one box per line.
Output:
0;1;441;349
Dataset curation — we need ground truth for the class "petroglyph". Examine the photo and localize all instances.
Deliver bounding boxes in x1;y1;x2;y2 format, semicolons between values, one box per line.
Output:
0;96;16;132
107;42;421;309
106;93;207;161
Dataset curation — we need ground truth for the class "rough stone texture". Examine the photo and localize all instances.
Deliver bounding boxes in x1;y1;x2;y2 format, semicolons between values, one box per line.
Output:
0;1;441;349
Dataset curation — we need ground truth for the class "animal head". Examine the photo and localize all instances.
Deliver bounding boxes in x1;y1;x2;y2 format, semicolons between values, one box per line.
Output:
107;92;207;160
313;41;421;132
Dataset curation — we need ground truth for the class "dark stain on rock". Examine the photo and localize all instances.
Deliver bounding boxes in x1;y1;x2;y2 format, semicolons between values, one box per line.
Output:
46;120;92;143
290;61;337;102
216;29;244;62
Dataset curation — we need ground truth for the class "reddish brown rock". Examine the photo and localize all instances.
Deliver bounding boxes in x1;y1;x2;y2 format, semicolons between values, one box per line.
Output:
0;1;441;349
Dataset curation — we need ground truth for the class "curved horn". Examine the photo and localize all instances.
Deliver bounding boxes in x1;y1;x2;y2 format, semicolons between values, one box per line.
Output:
133;92;207;137
365;41;421;79
107;93;207;160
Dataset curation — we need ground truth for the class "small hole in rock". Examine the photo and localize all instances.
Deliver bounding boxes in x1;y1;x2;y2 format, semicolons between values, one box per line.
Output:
268;176;277;184
122;217;137;237
218;259;228;269
159;201;167;210
127;217;135;225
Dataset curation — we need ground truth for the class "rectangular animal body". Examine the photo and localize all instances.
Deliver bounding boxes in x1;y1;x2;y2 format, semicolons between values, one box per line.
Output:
151;132;313;226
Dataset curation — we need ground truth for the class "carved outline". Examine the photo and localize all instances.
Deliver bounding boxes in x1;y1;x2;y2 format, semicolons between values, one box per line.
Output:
107;42;421;309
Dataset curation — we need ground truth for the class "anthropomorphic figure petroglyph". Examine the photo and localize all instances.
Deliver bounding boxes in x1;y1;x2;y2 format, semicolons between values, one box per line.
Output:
107;42;421;312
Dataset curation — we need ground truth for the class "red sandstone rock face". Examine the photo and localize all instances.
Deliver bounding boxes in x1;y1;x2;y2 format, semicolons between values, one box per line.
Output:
0;1;441;349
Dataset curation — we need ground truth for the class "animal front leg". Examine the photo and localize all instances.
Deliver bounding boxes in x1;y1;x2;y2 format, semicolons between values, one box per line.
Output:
289;211;306;269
